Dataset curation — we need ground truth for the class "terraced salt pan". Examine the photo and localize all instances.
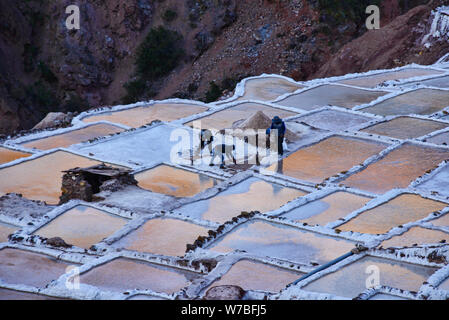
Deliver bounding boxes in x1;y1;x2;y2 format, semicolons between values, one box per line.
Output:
0;151;103;204
381;227;449;248
135;165;221;197
0;146;30;165
275;85;387;111
408;75;449;88
0;288;60;300
368;293;410;300
20;124;125;150
295;110;373;131
80;258;197;294
429;213;449;228
417;165;449;197
425;131;449;145
361;117;448;140
0;248;73;287
266;136;387;183
82;103;208;128
33;205;128;249
235;77;303;101
438;278;449;290
185;102;298;130
112;218;209;257
207;260;304;293
339;194;447;234
302;256;437;298
77;125;188;167
361;89;449;116
208;220;355;265
343;143;449;194
173;177;306;223
0;222;17;242
337;68;443;88
280;191;371;226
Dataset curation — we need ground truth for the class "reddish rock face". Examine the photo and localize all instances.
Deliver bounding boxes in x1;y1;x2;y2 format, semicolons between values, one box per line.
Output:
0;0;444;135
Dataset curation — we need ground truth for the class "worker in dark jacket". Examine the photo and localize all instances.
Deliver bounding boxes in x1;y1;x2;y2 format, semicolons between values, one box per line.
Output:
266;116;286;156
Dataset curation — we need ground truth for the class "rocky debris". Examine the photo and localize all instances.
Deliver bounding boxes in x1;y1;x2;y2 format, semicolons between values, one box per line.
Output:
427;251;447;264
204;285;246;300
59;164;137;204
45;236;72;248
0;193;53;221
32;112;75;130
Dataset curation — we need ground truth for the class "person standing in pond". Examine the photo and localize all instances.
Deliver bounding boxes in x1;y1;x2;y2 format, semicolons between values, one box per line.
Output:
266;116;286;156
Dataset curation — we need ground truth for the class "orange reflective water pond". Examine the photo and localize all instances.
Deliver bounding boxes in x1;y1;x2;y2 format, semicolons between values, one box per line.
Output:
209;220;355;265
207;260;304;293
343;143;449;194
361;117;448;140
362;89;449;116
337;68;443;88
177;178;306;224
0;147;30;165
280;191;371;226
83;103;208;128
80;258;197;294
185;102;298;130
21;124;124;150
276;85;387;111
266;136;387;183
439;278;449;291
303;256;437;298
112;218;209;257
34;205;128;249
381;226;449;248
339;194;447;234
135;165;221;197
0;248;73;287
0;151;104;204
235;77;303;102
0;222;17;242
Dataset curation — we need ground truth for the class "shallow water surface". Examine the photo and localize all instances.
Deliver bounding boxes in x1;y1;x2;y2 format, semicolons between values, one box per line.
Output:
339;194;447;234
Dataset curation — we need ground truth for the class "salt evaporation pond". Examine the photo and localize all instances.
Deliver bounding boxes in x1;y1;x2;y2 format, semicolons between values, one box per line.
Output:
361;117;448;140
343;143;449;194
266;136;387;183
0;248;74;287
33;205;129;249
80;258;197;294
112;218;209;257
173;177;306;223
275;85;387;111
302;256;437;298
280;191;371;226
20;123;124;150
135;164;221;197
206;260;303;293
82;103;208;128
338;194;447;234
208;220;355;265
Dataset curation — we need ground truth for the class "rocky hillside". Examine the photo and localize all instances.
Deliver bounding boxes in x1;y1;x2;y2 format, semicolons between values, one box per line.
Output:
0;0;447;135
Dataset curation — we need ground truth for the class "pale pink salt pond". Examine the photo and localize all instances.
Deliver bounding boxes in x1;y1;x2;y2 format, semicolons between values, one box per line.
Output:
80;258;197;294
